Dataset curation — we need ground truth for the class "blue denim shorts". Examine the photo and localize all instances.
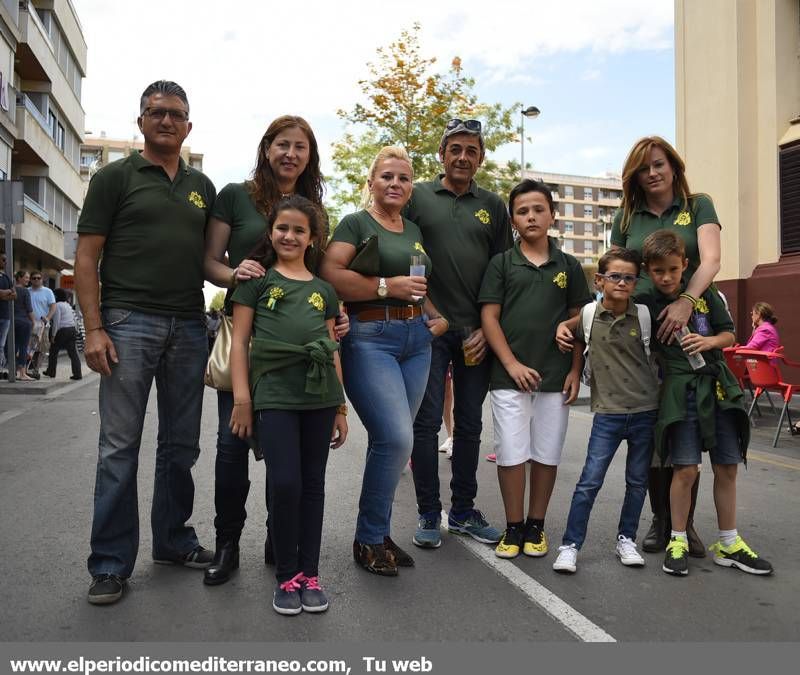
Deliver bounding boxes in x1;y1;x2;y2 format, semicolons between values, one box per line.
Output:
668;390;742;466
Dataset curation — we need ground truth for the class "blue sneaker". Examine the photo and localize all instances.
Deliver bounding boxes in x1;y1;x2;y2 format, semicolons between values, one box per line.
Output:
413;512;442;548
448;509;501;544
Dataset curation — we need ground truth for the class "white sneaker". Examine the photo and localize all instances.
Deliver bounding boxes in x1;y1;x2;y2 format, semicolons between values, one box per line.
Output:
552;544;578;573
439;437;453;456
615;535;645;566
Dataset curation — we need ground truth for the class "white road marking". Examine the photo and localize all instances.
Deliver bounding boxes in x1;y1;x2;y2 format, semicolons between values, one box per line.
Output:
443;512;616;642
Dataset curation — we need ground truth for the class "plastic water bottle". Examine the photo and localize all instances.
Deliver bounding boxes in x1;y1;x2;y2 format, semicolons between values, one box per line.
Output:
675;326;706;370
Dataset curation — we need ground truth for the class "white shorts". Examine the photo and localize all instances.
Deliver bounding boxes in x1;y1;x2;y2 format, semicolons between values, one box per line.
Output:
491;389;569;467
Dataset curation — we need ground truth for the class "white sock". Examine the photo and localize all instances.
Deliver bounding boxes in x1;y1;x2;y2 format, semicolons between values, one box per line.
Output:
671;530;687;541
719;528;738;547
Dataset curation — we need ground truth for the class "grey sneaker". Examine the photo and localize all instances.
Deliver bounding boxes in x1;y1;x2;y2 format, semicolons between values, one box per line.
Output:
447;509;501;544
273;573;303;616
88;574;125;605
299;574;329;613
413;512;442;548
154;545;214;569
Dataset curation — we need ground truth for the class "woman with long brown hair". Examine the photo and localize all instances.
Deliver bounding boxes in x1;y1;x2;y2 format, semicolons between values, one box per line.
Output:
610;135;722;560
203;115;346;585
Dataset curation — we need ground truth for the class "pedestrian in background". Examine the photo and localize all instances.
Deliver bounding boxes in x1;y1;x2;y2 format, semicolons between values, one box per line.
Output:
0;252;15;378
26;271;55;379
43;288;82;380
744;302;780;353
13;270;34;381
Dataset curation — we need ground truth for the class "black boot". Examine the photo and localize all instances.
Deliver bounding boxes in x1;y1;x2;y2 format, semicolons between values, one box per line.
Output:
203;540;239;586
643;467;672;552
686;472;706;558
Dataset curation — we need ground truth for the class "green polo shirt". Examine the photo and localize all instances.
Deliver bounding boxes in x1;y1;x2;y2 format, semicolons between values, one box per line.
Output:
231;269;343;410
634;284;734;371
479;239;592;392
330;209;431;312
78;152;216;318
610;194;719;280
579;300;660;413
405;175;512;329
211;182;269;269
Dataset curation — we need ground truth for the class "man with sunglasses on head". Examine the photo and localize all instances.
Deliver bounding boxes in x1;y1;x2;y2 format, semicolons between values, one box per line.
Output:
75;80;216;605
405;118;512;549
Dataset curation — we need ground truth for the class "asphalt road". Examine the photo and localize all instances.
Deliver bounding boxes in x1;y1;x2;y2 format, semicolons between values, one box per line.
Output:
1;378;798;642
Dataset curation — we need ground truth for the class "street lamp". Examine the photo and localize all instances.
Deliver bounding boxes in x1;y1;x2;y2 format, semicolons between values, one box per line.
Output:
520;105;540;180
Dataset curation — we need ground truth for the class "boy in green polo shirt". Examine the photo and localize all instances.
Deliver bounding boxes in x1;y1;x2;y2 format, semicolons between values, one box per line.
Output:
636;229;772;577
480;179;591;559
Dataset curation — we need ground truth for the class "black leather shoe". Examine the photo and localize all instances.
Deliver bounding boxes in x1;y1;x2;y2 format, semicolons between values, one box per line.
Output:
203;541;239;585
642;516;669;553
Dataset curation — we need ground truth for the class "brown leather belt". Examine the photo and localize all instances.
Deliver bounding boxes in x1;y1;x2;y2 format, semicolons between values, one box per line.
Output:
353;305;423;322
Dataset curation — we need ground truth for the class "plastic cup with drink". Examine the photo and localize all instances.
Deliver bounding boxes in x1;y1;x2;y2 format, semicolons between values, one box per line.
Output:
410;254;425;302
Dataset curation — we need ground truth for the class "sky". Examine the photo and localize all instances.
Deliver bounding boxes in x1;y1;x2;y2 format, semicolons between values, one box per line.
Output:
71;0;675;189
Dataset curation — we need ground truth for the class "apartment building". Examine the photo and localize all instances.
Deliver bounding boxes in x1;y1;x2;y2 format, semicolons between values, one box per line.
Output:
0;0;86;282
523;169;622;265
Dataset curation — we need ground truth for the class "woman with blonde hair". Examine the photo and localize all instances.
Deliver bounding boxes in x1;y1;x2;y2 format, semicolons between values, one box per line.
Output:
610;135;722;559
321;146;449;576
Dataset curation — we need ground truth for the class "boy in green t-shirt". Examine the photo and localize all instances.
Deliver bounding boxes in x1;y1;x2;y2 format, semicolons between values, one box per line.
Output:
637;229;772;577
480;179;591;559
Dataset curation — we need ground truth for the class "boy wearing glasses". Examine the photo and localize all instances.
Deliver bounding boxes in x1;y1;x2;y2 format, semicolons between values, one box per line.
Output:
553;248;658;573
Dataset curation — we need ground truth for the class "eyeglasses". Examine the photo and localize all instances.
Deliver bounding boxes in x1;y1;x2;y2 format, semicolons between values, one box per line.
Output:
142;107;189;122
445;118;482;133
598;273;638;285
31;275;42;280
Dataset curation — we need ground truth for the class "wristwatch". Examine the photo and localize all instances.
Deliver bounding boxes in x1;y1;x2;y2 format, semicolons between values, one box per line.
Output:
377;277;388;299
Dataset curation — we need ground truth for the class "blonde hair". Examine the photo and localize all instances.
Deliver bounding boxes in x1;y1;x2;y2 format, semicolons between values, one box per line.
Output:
359;146;413;209
619;136;695;233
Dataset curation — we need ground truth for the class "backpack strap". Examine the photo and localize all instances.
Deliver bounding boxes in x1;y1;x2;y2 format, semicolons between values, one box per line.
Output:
581;301;598;347
634;303;651;358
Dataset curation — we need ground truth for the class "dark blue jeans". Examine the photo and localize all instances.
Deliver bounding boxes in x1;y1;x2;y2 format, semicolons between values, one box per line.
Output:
411;329;491;515
562;410;657;549
87;309;207;578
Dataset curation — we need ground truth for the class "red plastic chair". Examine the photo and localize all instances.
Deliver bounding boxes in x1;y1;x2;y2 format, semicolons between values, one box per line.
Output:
737;349;800;447
725;347;774;416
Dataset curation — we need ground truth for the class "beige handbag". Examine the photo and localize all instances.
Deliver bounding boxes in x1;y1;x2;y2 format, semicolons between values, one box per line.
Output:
205;313;234;391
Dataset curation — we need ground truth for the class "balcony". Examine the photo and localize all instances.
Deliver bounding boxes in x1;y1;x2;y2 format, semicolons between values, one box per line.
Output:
14;94;83;206
11;196;71;271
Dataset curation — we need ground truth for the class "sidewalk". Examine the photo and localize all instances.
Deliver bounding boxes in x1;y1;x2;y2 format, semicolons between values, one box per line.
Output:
0;353;97;396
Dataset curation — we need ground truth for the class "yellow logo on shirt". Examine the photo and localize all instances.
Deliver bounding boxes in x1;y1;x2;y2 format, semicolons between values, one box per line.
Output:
413;242;426;254
266;286;285;310
629;328;638;337
188;191;206;209
475;209;491;225
553;272;567;289
716;380;726;401
674;211;692;226
695;298;709;314
308;292;325;312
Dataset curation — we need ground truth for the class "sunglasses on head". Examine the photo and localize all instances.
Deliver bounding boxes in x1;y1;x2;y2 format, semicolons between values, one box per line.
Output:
598;273;638;285
445;118;482;133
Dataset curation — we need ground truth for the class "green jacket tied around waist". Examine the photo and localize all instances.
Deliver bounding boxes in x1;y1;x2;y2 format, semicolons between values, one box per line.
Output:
250;336;339;396
655;358;750;465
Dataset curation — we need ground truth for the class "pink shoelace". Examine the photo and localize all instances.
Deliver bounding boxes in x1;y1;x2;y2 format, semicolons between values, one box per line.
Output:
299;574;322;591
279;572;304;593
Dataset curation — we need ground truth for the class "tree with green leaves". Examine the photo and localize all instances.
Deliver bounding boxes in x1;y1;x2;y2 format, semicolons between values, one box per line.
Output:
330;23;521;216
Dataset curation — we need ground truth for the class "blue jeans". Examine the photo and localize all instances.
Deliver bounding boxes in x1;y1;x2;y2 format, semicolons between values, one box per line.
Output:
342;316;432;544
562;410;657;549
88;308;208;578
14;318;31;369
213;389;252;541
411;329;491;515
0;318;9;370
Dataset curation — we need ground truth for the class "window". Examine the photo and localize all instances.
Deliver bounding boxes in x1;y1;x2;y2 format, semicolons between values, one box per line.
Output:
564;203;574;217
583;187;593;200
48;111;57;138
107;150;125;163
584;257;594;264
563;221;574;233
563;185;574;198
562;239;574;252
56;124;65;151
584;205;594;218
779;140;800;253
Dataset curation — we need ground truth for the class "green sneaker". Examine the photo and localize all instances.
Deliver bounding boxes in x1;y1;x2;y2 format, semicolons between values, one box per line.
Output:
709;536;773;575
662;536;689;576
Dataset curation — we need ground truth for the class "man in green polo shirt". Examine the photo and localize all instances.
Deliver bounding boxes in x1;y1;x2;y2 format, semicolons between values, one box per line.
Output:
75;81;217;606
405;119;512;549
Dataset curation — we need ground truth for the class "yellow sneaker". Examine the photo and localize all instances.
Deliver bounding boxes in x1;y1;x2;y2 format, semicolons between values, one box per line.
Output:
709;536;773;575
495;527;522;559
523;526;548;557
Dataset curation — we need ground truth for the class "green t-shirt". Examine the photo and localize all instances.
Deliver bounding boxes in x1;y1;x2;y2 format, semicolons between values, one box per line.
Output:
77;152;216;317
479;239;592;392
231;269;343;410
210;182;269;270
634;284;734;372
610;194;719;280
330;209;431;312
405;175;512;330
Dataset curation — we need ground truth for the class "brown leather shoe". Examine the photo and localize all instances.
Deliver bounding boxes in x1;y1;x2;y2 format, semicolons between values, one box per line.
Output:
353;540;398;576
384;536;414;567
